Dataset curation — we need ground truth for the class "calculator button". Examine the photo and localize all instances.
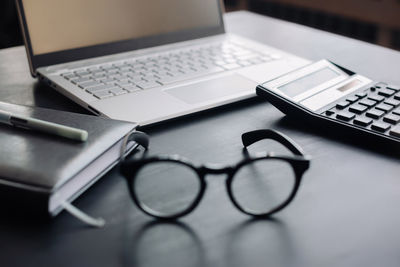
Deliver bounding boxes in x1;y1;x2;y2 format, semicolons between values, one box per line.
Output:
366;109;385;119
393;108;400;116
375;103;393;112
378;88;396;97
336;101;351;109
359;99;377;107
336;111;355;121
383;114;400;124
386;85;400;92
389;125;400;138
346;96;359;103
367;95;385;102
384;99;400;107
371;122;391;132
355;92;367;98
348;104;368;114
353;117;373;127
325;110;335;116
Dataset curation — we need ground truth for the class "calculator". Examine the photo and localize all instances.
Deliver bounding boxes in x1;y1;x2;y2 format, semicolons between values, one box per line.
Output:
256;60;400;144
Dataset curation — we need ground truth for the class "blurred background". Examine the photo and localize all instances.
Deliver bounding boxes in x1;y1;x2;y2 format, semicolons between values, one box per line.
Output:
1;0;399;51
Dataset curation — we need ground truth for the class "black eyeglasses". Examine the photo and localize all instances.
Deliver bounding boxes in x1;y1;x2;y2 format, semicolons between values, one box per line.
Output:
121;129;311;220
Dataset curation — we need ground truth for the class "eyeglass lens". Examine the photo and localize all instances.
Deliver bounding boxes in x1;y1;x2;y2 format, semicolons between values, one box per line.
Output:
231;158;296;215
133;161;201;216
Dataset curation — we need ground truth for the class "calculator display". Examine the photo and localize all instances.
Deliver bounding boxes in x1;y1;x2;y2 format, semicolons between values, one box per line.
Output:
278;67;340;97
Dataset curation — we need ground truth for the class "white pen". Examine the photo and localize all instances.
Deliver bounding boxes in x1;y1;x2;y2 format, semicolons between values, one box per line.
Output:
0;109;88;142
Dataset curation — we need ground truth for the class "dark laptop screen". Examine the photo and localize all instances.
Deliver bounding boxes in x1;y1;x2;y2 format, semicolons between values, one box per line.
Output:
22;0;221;56
17;0;224;75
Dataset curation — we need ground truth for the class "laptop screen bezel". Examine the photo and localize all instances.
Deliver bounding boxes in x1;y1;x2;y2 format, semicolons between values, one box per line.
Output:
16;0;226;77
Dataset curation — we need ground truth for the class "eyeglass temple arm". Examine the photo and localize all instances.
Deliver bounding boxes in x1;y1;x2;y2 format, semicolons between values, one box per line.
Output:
241;129;305;156
127;131;150;149
120;130;150;160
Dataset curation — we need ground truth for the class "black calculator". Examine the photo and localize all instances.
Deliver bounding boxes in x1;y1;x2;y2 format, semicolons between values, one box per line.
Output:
256;60;400;144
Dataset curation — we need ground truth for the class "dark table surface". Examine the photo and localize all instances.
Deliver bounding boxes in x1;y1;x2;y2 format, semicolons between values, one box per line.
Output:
1;11;400;267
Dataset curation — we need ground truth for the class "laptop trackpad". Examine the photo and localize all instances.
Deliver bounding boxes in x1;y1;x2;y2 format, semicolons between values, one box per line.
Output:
165;74;256;105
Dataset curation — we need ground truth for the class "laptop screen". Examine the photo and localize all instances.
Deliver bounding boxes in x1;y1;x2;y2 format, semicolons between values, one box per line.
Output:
22;0;222;56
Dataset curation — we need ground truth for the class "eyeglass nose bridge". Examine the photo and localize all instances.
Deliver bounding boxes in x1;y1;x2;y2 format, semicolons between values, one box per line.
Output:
200;163;234;175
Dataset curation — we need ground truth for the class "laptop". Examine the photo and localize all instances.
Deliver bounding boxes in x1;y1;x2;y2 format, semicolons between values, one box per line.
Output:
16;0;310;125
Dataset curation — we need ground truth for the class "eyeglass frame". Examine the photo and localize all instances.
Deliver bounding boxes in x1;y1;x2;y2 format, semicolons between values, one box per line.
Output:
121;129;311;220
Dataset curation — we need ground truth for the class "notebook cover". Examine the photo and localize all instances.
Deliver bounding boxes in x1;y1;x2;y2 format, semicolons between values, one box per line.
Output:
0;102;137;213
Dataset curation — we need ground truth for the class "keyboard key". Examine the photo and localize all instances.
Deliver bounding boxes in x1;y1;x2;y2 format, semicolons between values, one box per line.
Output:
237;60;253;67
62;73;78;80
394;92;400;100
101;65;117;71
93;90;113;99
87;67;99;72
143;75;161;82
71;77;91;84
383;114;400;124
389;125;400;138
108;73;122;79
366;109;385;119
78;80;101;89
375;103;393;112
336;111;355;121
346;96;359;103
221;63;241;70
349;104;368;114
135;81;161;90
336;101;351;109
75;70;91;76
371;122;391;132
123;85;141;92
102;78;115;83
110;88;127;96
91;69;105;74
359;99;377;107
367;94;384;102
353;117;373;127
384;99;400;107
86;84;116;93
92;73;106;79
115;80;132;87
378;88;396;97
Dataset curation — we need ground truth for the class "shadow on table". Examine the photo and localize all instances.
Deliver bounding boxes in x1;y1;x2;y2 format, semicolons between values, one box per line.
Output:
225;217;295;267
122;220;206;267
275;116;400;158
123;217;295;267
32;81;91;114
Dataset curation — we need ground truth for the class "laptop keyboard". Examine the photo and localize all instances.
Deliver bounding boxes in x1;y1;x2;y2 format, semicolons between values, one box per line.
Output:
60;41;282;100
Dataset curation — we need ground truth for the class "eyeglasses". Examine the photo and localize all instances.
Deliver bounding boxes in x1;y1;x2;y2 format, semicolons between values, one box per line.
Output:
121;129;311;220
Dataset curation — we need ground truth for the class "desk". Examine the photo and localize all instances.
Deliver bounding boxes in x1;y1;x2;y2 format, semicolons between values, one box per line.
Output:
1;11;400;267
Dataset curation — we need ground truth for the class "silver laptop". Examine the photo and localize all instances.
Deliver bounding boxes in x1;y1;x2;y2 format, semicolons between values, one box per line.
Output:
17;0;310;125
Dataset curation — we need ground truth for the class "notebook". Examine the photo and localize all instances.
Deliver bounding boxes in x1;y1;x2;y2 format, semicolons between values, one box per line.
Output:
16;0;310;125
0;101;138;217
